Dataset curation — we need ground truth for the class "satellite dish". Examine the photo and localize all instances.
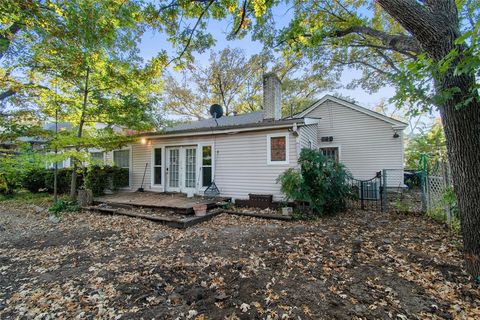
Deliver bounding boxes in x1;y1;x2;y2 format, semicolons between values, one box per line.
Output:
209;104;223;118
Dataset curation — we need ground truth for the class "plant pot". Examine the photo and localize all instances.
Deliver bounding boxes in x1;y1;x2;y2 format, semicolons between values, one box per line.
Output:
281;207;293;216
193;204;207;216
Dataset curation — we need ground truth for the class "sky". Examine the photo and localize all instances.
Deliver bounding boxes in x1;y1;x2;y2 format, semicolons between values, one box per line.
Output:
134;4;439;135
137;7;398;112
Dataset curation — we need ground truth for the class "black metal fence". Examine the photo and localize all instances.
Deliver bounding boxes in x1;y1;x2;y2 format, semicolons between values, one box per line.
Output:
346;171;385;211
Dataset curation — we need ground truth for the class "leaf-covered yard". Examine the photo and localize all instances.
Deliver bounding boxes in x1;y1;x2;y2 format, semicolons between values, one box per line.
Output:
0;202;478;319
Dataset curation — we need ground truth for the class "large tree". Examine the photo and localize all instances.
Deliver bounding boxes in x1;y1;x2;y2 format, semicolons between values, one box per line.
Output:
2;0;164;198
150;0;479;278
279;0;480;280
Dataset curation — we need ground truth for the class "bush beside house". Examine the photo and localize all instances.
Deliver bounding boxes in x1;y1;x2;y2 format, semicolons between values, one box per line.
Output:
21;166;128;196
277;149;352;216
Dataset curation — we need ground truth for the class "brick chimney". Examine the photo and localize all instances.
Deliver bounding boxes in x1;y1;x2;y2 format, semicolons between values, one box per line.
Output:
263;73;282;120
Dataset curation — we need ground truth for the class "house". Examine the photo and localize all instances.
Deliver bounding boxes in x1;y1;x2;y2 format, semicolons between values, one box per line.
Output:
100;73;407;201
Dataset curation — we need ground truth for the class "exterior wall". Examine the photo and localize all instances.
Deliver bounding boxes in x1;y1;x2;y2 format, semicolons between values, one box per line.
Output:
125;128;299;201
298;124;318;151
305;100;404;183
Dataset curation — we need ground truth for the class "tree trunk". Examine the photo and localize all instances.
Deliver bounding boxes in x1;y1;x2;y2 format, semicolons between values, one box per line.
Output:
437;73;480;280
376;0;480;279
70;67;90;199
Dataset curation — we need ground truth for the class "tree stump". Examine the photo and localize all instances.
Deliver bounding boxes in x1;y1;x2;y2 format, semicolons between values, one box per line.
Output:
77;189;93;207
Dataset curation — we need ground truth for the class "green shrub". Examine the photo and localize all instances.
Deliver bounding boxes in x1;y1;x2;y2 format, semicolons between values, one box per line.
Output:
44;168;82;194
49;199;80;215
21;168;49;193
84;165;129;196
277;149;352;216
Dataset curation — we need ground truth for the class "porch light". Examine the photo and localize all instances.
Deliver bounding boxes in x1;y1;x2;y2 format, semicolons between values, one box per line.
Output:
140;137;147;144
393;131;400;138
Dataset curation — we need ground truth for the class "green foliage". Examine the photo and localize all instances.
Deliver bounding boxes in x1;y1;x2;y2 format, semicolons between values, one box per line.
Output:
405;122;446;170
49;200;80;215
0;145;44;195
426;186;460;233
277;149;351;216
44;169;83;195
0;190;50;203
84;165;129;196
21;168;49;193
276;168;303;202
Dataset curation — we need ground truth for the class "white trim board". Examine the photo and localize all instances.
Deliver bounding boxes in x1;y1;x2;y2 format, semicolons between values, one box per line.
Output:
266;133;290;165
295;95;408;129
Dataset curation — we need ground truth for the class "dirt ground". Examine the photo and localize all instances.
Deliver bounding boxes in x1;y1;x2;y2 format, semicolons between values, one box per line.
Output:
0;201;479;319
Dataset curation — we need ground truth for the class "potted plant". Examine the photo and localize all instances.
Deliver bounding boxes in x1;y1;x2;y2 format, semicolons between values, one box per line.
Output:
193;203;208;216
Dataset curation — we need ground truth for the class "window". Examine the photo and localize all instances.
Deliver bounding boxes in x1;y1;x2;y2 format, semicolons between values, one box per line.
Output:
54;160;64;169
153;148;162;185
267;134;289;164
113;149;130;188
90;152;104;163
320;147;339;162
202;145;212;187
113;149;130;168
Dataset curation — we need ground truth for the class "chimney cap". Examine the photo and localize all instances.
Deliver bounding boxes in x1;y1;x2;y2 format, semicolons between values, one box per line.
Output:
263;72;282;84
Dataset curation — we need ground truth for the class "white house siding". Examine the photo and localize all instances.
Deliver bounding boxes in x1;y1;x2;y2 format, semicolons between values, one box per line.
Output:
126;128;298;201
304;99;404;185
298;124;318;151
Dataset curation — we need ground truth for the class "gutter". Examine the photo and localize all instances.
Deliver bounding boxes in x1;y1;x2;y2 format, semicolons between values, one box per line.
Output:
140;123;306;141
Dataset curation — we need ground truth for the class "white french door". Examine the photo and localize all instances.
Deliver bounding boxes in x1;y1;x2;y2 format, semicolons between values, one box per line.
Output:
166;147;181;192
183;147;197;193
165;146;198;193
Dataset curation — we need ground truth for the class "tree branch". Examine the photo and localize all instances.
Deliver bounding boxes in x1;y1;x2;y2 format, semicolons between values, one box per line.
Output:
233;0;248;36
0;89;16;101
376;0;459;58
332;25;423;54
167;0;215;66
0;23;22;60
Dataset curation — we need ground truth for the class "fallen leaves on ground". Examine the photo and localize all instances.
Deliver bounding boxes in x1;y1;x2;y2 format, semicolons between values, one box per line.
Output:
0;201;478;319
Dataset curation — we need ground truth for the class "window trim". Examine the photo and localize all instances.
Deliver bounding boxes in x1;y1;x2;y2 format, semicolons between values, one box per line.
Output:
151;146;164;187
112;146;132;189
90;151;105;164
200;144;213;189
319;144;341;162
267;133;289;165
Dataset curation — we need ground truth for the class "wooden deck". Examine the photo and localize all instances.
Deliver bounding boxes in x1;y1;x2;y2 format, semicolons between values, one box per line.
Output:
94;191;229;214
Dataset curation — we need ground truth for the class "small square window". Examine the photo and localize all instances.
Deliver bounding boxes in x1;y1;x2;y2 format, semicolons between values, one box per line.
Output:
271;137;286;161
267;134;289;164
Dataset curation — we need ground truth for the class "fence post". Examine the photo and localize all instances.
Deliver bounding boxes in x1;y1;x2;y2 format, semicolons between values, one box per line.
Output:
419;153;428;212
382;169;387;212
442;162;452;224
360;181;365;210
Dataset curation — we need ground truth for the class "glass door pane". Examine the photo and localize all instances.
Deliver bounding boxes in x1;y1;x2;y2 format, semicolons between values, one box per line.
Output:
185;147;196;188
168;148;180;188
153;148;162;185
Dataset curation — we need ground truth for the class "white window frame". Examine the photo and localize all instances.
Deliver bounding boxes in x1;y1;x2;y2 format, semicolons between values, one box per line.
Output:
90;150;105;164
199;143;214;189
151;146;164;188
319;144;342;162
267;133;289;165
112;146;132;189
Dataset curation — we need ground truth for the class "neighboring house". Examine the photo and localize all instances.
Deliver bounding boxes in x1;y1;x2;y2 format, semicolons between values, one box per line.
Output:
104;73;407;201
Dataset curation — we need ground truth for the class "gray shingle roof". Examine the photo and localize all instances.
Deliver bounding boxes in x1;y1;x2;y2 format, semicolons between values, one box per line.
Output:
166;112;265;132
